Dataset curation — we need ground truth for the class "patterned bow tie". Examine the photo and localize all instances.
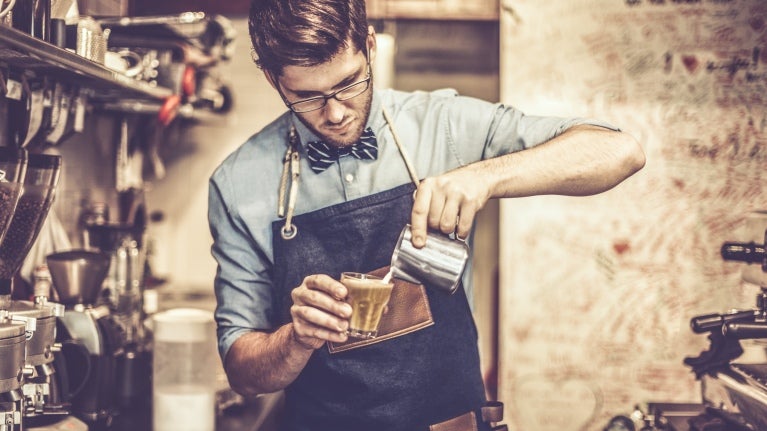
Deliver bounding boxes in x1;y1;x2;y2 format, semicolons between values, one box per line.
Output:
306;127;378;173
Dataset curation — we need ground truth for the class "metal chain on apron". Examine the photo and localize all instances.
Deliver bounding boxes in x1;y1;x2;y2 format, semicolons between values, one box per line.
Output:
278;126;301;239
277;107;420;240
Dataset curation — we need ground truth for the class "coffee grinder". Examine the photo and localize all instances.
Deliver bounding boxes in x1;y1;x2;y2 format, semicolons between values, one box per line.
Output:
0;147;27;244
0;152;64;431
0;147;28;310
6;295;66;421
0;153;61;300
46;249;121;430
0;320;26;431
0;148;27;431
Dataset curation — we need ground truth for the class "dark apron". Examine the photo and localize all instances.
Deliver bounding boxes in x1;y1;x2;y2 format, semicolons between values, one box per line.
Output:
271;182;488;431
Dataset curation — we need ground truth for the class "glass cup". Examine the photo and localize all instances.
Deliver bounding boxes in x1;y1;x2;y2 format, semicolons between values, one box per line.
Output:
341;272;394;339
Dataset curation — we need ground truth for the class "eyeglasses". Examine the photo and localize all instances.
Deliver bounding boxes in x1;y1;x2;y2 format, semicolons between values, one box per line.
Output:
282;62;371;113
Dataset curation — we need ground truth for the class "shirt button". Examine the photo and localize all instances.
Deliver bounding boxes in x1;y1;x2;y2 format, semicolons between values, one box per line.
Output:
345;173;354;183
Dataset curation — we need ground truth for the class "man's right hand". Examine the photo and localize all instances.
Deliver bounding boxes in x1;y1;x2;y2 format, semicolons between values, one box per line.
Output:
290;274;352;350
224;274;352;395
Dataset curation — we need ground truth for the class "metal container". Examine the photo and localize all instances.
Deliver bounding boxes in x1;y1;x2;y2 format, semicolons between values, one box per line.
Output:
0;321;25;393
47;249;111;305
7;300;57;366
390;224;469;295
76;16;109;64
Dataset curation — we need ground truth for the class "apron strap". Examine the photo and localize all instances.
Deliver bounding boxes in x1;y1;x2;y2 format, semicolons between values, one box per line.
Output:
382;106;420;186
277;107;420;240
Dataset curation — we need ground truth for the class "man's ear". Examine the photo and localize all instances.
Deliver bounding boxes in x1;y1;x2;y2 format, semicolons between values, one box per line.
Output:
367;25;377;64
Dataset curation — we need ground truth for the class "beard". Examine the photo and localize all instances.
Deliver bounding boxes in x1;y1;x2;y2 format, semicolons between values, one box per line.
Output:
295;85;374;149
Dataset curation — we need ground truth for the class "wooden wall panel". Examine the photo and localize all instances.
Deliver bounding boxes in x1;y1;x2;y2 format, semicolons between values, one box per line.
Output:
497;0;767;429
129;0;497;20
129;0;250;16
367;0;499;20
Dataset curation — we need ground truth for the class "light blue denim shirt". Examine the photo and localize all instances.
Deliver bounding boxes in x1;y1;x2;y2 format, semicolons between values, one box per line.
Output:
208;87;616;361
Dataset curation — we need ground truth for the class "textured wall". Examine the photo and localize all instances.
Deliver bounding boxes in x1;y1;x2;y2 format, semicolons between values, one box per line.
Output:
497;0;767;429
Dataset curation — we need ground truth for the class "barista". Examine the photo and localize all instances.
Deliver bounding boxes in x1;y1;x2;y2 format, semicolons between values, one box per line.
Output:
208;0;646;430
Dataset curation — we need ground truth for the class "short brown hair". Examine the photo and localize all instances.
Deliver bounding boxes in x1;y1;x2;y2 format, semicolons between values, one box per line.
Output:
249;0;369;77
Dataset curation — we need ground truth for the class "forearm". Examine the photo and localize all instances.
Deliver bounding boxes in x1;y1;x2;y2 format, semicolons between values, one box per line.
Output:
409;125;645;243
223;323;314;396
482;124;645;198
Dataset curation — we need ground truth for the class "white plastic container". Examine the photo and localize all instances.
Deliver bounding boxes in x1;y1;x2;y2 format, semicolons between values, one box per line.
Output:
152;308;217;431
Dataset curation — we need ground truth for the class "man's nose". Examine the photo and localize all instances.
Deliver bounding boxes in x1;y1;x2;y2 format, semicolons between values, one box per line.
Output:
324;97;346;123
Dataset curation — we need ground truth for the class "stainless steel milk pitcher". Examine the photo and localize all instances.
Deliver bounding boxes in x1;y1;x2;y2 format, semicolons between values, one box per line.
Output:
390;224;469;295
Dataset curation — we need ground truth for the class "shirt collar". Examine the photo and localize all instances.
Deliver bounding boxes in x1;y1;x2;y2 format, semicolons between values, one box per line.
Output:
291;88;385;150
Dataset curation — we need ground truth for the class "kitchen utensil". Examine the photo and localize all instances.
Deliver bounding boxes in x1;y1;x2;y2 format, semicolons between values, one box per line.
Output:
45;83;70;145
390;224;469;295
0;0;16;26
76;16;109;64
21;86;44;148
49;0;71;19
11;0;50;41
46;249;109;305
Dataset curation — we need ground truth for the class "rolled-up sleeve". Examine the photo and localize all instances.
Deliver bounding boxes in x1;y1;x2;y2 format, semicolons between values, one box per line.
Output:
443;94;620;163
208;166;274;362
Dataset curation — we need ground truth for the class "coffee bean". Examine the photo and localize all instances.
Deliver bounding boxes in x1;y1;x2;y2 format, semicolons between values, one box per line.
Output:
0;183;22;244
0;192;51;279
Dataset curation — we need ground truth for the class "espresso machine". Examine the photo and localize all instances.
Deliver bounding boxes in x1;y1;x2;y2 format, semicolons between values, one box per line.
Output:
684;211;767;430
46;249;121;430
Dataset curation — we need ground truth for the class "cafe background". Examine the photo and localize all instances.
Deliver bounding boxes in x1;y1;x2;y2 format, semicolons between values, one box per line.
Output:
1;0;766;430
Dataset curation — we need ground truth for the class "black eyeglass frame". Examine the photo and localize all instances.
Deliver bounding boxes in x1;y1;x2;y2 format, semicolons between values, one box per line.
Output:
276;52;372;114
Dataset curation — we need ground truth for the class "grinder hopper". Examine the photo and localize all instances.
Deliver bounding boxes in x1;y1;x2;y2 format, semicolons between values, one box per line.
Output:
46;250;110;306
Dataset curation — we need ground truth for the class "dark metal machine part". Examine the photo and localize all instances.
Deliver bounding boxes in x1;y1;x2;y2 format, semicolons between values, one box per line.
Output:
681;226;767;430
609;225;767;431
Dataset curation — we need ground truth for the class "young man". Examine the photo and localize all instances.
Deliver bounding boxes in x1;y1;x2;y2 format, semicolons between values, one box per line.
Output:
208;0;646;430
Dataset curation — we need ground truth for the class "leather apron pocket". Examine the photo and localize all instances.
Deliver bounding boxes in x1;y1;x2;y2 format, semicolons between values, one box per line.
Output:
429;411;478;431
328;265;434;354
429;402;507;431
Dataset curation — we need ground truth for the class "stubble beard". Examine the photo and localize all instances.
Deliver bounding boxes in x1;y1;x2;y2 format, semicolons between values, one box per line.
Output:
296;85;374;149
